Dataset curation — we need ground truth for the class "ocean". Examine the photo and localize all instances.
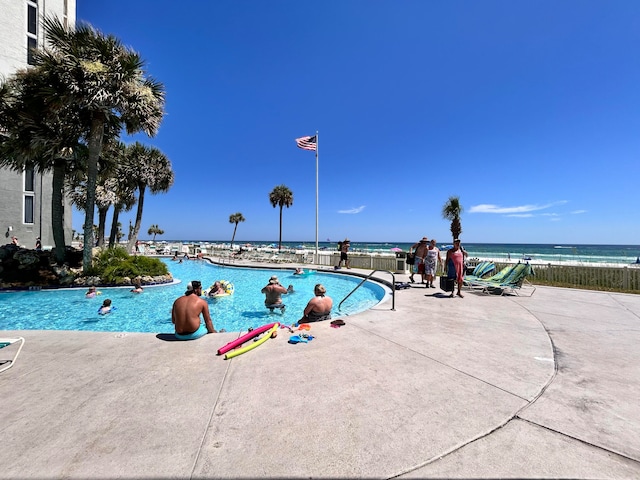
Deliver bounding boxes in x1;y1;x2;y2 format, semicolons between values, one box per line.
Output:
164;240;640;266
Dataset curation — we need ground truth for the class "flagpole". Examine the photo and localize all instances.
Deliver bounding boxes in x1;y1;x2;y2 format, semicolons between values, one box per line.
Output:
315;131;319;260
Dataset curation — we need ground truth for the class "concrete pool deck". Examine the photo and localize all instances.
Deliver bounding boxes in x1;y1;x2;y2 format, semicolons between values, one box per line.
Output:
1;267;640;479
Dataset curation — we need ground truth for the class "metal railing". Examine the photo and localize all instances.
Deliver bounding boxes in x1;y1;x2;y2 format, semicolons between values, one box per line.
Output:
338;270;396;312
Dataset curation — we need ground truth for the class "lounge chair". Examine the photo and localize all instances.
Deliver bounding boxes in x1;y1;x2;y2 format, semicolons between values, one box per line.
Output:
464;264;512;287
467;262;535;296
464;261;496;283
0;337;25;373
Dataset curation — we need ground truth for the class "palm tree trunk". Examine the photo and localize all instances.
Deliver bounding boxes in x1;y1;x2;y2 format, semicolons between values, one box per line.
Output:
96;207;108;247
82;114;105;271
51;160;66;264
108;206;121;248
278;206;283;251
231;223;238;247
127;185;146;254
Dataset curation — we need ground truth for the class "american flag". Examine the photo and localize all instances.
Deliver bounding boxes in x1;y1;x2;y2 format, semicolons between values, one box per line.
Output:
295;135;317;151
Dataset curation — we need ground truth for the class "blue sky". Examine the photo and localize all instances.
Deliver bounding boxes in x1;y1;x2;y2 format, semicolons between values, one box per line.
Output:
74;1;640;245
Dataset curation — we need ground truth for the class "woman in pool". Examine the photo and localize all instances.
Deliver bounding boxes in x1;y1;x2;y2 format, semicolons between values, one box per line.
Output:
208;281;226;297
298;284;333;323
86;286;98;298
130;278;143;294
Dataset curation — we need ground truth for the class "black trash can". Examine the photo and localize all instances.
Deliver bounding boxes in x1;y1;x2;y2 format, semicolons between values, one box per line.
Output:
395;251;407;273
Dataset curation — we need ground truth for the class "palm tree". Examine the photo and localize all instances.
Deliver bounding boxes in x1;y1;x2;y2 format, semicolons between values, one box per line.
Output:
115;222;124;242
442;196;464;242
268;185;293;251
107;143;137;248
148;224;164;241
0;67;87;264
37;17;165;271
124;142;174;253
66;140;122;248
228;213;245;248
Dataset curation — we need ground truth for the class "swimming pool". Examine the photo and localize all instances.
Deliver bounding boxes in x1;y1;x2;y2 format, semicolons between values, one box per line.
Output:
0;259;387;333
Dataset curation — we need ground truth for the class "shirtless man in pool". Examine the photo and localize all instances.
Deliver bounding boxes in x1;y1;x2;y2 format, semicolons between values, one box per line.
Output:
172;280;217;339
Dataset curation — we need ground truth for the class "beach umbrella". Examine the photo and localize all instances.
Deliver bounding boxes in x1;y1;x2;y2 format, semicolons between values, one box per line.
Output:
390;247;403;252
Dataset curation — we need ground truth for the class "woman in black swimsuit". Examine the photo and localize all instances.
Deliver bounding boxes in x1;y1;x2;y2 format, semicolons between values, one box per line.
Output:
299;284;333;323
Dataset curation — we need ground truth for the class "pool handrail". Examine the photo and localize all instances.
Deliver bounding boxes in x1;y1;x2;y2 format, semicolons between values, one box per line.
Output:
337;270;395;312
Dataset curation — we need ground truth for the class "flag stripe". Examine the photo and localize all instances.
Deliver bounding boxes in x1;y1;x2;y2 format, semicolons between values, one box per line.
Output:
295;135;317;151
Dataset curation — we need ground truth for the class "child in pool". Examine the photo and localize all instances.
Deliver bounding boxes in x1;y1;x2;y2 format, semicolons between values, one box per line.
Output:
86;286;98;298
98;298;113;315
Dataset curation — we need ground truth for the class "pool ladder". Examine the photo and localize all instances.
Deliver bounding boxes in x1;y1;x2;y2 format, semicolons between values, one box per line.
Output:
338;269;396;312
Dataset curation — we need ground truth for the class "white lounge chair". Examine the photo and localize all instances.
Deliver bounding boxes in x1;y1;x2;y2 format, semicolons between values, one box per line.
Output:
0;337;25;373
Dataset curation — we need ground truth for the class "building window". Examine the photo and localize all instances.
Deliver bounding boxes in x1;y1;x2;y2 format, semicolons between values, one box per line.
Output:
24;167;35;191
24;195;35;224
24;167;35;224
27;2;38;65
28;4;37;34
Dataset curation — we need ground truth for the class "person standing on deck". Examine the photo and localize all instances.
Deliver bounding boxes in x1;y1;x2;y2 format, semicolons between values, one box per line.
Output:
336;238;351;269
409;237;429;283
445;239;467;298
425;239;442;288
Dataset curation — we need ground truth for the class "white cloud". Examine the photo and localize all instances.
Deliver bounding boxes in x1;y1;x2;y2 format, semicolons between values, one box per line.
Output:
469;201;568;214
571;210;587;214
506;214;534;218
338;205;366;214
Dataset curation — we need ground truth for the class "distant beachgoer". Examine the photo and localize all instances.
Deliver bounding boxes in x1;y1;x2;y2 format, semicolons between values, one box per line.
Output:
298;284;333;323
86;286;98;298
135;240;140;254
172;280;217;340
35;237;42;251
98;298;113;315
445;239;468;298
425;239;442;288
409;237;429;283
261;275;289;312
336;238;351;269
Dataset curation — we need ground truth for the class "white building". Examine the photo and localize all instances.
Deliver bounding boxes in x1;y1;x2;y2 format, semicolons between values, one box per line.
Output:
0;0;76;249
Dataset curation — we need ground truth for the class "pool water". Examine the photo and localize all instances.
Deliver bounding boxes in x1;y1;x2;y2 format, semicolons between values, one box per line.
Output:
0;259;386;333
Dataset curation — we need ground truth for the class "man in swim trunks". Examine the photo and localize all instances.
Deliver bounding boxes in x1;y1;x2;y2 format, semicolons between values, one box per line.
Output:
335;238;351;269
409;237;429;283
299;284;333;323
261;275;289;312
172;280;217;340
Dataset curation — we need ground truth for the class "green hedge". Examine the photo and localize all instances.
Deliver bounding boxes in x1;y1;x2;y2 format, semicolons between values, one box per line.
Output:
86;247;169;283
